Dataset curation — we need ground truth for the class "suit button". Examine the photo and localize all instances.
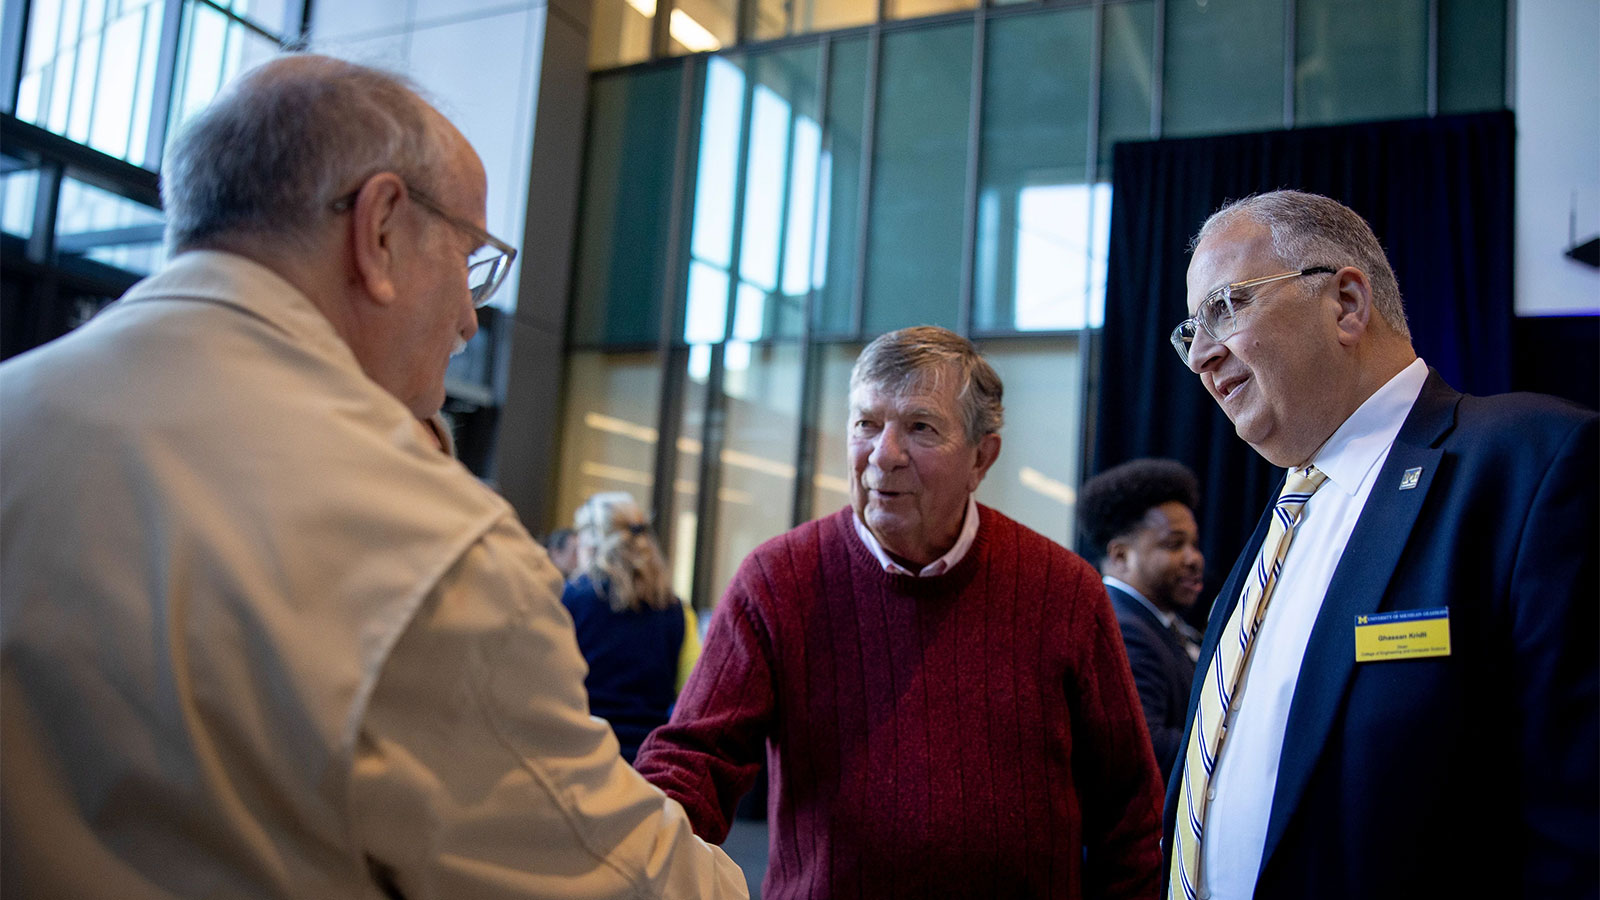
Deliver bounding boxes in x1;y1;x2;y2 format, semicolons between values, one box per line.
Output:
1206;787;1216;800
1198;891;1211;900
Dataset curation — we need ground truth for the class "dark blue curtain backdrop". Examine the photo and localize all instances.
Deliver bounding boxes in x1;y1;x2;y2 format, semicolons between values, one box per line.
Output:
1093;111;1515;623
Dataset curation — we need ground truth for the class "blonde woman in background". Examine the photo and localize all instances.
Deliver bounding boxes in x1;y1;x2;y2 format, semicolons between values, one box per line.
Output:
562;492;701;764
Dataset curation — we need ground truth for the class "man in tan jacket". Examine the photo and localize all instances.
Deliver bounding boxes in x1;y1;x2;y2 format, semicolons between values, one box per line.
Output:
0;54;746;899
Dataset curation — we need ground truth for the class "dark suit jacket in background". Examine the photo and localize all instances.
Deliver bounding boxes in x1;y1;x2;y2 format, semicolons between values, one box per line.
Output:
1162;370;1599;899
1107;584;1196;781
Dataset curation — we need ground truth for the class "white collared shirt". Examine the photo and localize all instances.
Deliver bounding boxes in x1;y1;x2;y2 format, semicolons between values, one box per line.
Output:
1200;358;1428;900
853;495;980;577
1103;575;1176;628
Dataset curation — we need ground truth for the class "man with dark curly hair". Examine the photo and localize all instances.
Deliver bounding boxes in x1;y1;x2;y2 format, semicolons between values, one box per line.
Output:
1078;458;1206;779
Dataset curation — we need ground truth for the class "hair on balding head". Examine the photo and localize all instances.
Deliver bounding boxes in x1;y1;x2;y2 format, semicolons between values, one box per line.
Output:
850;326;1004;446
162;54;451;253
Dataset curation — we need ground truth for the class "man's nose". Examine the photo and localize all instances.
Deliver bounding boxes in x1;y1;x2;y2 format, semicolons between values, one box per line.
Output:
1186;325;1225;374
869;424;909;467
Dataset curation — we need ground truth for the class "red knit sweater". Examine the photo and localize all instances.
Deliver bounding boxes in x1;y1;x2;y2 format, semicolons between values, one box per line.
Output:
635;505;1163;899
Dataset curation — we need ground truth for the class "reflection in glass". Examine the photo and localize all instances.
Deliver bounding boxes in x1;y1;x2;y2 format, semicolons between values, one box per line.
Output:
886;0;976;21
808;343;863;520
1163;0;1285;137
15;0;168;167
975;8;1096;333
744;0;874;41
864;22;973;335
1;168;41;239
972;339;1085;547
670;347;710;602
572;65;683;346
55;178;167;276
1296;0;1427;126
1097;0;1156;174
552;350;665;548
668;0;736;55
590;0;655;69
815;37;867;337
711;342;801;604
1439;0;1507;113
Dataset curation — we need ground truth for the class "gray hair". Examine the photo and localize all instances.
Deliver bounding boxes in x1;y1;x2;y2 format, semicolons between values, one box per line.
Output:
575;492;675;614
850;326;1004;445
162;54;449;253
1194;190;1411;340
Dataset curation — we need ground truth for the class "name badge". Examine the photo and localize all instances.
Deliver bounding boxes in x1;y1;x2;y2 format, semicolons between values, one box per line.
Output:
1353;608;1451;662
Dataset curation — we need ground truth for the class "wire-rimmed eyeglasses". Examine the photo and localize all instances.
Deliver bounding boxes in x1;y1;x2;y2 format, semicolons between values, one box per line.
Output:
1170;266;1336;364
330;184;518;308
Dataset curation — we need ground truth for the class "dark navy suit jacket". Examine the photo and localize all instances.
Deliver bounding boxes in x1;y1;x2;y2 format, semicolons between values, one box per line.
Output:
1107;583;1196;781
1163;370;1599;899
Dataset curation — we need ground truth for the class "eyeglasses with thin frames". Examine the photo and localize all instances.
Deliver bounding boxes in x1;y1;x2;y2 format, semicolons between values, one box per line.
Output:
1169;266;1336;365
330;183;518;308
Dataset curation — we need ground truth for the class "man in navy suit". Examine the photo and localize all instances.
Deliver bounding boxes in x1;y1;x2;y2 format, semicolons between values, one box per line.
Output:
1166;190;1597;899
1078;458;1206;780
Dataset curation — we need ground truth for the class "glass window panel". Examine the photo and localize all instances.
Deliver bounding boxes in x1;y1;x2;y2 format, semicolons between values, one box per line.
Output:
551;348;665;555
571;65;684;346
738;83;790;293
88;12;146;159
690;55;745;269
972;339;1085;547
55;177;168;277
711;341;801;604
807;342;863;519
975;7;1095;334
47;50;74;133
815;35;867;337
685;259;731;342
230;0;300;35
1438;0;1507;114
669;346;711;603
1163;0;1286;137
65;19;102;146
1;166;40;239
23;0;62;73
1098;0;1155;175
171;3;229;129
1295;0;1427;127
863;22;973;336
590;0;654;69
744;0;874;42
130;3;164;168
745;45;821;342
887;0;976;21
668;0;734;55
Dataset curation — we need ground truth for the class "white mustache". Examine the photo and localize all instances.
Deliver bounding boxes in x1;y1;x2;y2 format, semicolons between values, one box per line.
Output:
450;337;469;358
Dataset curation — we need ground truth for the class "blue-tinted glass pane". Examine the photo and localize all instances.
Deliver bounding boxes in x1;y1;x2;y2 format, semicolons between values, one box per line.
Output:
1295;0;1427;126
976;7;1095;333
691;56;745;270
1098;0;1155;175
55;177;167;277
1439;0;1507;113
1;165;40;239
744;45;821;342
1164;0;1286;137
863;22;973;336
16;0;168;167
572;65;685;346
815;35;867;337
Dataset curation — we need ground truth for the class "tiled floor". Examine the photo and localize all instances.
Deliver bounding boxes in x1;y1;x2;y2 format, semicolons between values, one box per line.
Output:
722;816;769;899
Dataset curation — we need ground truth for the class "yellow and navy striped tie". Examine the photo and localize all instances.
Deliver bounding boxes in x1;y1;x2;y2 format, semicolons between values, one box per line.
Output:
1169;465;1327;900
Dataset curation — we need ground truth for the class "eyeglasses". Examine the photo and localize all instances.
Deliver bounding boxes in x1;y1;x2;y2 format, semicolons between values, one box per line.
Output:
330;183;518;308
1169;266;1335;364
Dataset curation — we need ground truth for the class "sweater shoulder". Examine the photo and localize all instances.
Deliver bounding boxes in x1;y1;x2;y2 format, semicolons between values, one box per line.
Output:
976;504;1096;577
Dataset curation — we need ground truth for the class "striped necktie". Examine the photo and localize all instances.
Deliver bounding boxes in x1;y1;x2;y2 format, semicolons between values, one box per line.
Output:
1169;465;1328;900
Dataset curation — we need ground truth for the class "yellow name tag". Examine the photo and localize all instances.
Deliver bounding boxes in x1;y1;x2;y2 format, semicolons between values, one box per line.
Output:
1354;608;1451;662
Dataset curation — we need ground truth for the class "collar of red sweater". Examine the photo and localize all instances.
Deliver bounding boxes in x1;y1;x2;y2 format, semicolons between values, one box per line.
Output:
850;495;980;576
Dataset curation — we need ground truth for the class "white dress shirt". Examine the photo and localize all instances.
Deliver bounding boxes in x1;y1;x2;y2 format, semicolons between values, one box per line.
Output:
853;495;981;576
1199;358;1428;899
0;252;745;899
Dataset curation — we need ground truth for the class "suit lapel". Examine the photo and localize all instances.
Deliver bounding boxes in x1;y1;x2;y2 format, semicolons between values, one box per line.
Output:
1258;371;1461;869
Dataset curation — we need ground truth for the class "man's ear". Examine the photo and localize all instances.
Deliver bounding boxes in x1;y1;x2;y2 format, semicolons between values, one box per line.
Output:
1332;265;1373;348
348;173;409;307
968;432;1002;491
1104;536;1132;575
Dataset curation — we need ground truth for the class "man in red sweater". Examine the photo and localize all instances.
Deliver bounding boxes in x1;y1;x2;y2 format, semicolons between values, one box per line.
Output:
635;326;1164;899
